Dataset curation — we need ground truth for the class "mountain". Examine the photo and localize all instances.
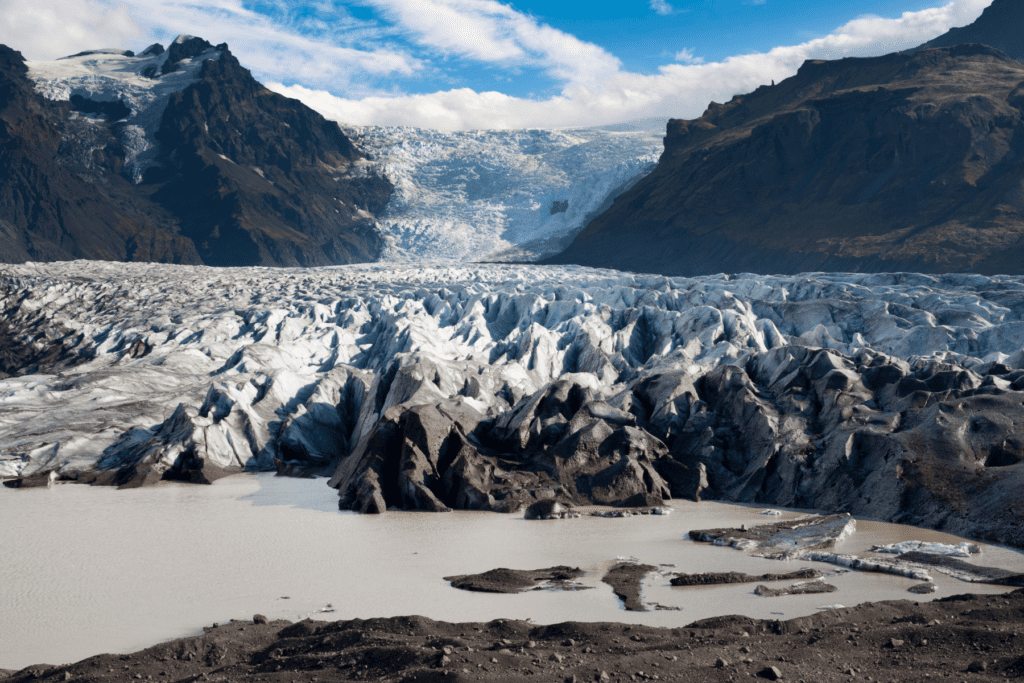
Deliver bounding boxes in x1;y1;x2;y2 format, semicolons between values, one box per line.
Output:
344;122;663;262
548;42;1024;276
920;0;1024;59
0;36;391;267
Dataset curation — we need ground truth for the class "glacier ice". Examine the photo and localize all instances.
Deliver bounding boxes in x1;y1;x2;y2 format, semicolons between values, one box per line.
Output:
2;262;1024;545
344;123;663;262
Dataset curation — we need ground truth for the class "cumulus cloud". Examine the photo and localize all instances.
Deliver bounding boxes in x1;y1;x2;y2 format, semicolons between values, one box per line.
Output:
272;0;992;130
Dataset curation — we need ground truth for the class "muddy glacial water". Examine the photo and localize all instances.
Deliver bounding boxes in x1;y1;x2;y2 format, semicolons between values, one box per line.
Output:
2;474;1022;670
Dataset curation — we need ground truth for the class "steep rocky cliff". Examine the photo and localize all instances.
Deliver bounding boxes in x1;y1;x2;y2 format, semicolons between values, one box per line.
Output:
0;45;197;263
920;0;1024;59
549;44;1024;276
0;38;391;267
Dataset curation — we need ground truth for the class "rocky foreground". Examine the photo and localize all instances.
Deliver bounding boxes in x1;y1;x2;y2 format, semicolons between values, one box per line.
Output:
4;589;1022;683
3;263;1024;546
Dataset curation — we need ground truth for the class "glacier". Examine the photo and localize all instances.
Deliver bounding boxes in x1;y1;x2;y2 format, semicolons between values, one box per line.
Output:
344;121;664;262
2;262;1024;546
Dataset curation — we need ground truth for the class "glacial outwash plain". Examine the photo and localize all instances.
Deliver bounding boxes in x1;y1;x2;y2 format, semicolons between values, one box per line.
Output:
4;0;1024;681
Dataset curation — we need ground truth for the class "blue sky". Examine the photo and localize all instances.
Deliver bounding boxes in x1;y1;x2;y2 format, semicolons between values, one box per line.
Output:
0;0;993;129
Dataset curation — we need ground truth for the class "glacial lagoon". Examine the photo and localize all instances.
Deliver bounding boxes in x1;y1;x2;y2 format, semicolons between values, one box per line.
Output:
2;474;1022;670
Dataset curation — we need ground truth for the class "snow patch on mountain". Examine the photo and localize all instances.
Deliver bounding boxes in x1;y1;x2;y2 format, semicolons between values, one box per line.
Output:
344;122;664;262
26;39;221;183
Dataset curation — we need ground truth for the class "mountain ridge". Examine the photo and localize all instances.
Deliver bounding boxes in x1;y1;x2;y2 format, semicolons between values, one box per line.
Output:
0;38;391;267
547;0;1024;276
547;43;1024;276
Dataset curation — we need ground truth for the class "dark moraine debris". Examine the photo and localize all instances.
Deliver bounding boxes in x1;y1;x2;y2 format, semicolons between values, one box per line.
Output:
5;589;1024;683
603;562;658;612
898;551;1024;585
1;471;56;488
670;568;824;587
753;580;838;597
909;583;938;594
444;566;586;594
524;500;578;520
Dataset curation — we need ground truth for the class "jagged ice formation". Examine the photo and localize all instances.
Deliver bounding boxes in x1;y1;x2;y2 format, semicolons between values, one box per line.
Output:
344;122;663;262
2;262;1024;546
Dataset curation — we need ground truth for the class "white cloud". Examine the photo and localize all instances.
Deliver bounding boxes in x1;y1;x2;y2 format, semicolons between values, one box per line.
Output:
0;0;996;130
0;0;420;93
0;0;141;60
674;48;703;64
272;0;992;130
650;0;674;16
356;0;622;85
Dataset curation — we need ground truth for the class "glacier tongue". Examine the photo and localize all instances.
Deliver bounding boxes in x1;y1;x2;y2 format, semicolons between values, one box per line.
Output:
2;262;1024;545
344;123;663;262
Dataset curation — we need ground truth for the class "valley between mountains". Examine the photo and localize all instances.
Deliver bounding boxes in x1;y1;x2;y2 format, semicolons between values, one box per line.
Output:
5;2;1024;680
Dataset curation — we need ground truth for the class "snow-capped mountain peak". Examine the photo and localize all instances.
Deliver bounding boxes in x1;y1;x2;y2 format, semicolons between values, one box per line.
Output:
27;36;221;183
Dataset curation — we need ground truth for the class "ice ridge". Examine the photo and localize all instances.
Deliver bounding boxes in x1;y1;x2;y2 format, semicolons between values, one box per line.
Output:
2;263;1024;544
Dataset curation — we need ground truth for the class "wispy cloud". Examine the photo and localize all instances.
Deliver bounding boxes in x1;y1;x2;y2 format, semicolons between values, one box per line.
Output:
650;0;674;16
271;0;992;129
354;0;622;86
674;48;703;64
0;0;420;93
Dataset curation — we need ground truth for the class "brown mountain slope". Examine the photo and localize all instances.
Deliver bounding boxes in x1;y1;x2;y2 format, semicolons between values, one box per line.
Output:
547;45;1024;276
0;45;199;263
921;0;1024;59
147;44;391;266
0;39;391;267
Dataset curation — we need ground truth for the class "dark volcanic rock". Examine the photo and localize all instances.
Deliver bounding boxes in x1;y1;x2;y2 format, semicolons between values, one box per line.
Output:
0;39;391;267
0;44;198;264
151;45;390;266
444;566;585;593
8;591;1024;683
919;0;1024;60
548;44;1024;276
753;580;837;597
670;569;824;587
602;562;658;612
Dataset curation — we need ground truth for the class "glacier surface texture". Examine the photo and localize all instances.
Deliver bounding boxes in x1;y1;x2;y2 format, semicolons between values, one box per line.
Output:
2;262;1024;546
344;123;663;262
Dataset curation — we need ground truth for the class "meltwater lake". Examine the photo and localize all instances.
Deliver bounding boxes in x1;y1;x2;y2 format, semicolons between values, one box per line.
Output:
2;474;1023;670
